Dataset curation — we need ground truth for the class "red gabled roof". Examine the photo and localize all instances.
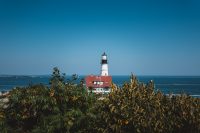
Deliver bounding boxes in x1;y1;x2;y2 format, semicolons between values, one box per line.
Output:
85;75;112;88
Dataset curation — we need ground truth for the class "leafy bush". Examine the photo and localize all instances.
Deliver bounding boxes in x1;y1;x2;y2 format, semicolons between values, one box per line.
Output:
0;70;200;133
92;75;200;133
0;67;96;133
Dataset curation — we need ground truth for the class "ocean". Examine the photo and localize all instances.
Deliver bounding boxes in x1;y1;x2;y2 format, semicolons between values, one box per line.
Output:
0;76;200;97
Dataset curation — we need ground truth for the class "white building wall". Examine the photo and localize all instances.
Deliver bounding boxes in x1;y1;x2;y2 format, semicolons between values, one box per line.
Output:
101;64;108;76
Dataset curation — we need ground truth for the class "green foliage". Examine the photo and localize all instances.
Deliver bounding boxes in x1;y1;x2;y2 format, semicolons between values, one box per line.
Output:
0;106;7;133
92;74;200;133
0;68;96;133
0;70;200;133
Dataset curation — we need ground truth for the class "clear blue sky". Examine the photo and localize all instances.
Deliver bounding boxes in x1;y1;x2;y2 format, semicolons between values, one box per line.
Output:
0;0;200;75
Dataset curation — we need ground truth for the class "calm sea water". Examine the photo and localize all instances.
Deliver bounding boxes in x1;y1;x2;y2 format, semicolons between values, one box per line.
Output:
0;76;200;96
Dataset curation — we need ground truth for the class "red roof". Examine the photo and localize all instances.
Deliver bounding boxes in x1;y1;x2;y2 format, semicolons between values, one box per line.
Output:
85;75;112;88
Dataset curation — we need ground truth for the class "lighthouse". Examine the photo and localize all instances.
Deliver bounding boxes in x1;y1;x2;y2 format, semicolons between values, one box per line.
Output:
85;52;112;94
101;52;109;76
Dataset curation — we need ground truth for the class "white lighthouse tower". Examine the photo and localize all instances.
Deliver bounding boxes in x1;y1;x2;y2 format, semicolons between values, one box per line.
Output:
101;52;109;76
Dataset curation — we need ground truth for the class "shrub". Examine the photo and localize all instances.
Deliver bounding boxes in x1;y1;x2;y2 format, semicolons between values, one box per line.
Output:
1;68;96;133
91;74;200;133
0;71;200;133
